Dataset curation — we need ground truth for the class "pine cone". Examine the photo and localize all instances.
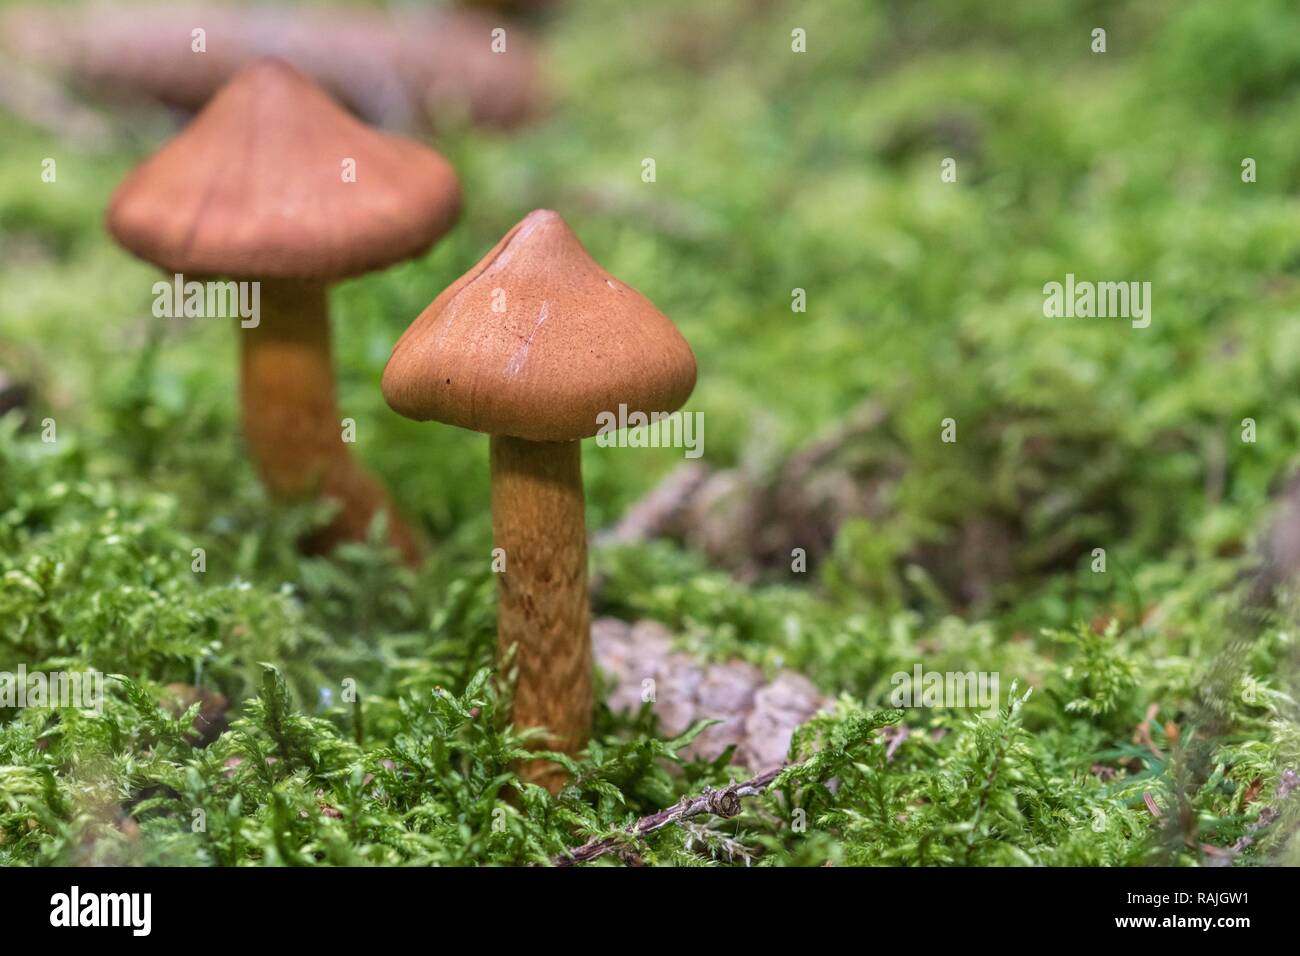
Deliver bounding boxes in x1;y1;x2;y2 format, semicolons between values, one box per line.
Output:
592;617;828;769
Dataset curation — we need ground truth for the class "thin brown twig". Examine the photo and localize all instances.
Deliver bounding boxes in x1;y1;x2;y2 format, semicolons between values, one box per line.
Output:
553;766;785;866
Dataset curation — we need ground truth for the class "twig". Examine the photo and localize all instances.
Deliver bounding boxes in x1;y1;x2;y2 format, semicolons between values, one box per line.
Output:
594;461;709;548
553;766;785;866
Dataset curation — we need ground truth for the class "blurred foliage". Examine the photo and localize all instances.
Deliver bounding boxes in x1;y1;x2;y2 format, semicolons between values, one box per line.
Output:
2;0;1300;865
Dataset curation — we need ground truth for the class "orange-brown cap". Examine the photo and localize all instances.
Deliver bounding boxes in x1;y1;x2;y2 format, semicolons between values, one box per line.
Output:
106;58;461;280
382;210;696;441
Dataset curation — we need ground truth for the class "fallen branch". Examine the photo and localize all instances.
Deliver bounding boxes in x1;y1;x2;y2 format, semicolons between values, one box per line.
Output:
553;766;784;866
591;398;900;583
593;461;709;549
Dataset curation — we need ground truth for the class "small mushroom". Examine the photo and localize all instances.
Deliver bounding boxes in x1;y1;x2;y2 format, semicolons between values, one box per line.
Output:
383;210;696;789
107;58;461;564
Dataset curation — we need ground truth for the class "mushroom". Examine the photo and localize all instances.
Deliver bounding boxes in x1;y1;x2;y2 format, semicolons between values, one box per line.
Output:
107;58;461;564
383;210;696;789
2;5;545;133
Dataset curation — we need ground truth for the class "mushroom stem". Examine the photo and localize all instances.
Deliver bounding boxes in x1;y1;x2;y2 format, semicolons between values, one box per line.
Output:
490;434;592;791
238;279;420;565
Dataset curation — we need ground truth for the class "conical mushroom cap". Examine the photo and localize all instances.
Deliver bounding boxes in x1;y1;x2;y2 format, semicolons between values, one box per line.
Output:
106;58;461;280
382;210;697;441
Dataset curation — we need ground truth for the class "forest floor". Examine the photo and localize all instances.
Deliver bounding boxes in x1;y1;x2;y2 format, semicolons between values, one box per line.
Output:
2;0;1300;865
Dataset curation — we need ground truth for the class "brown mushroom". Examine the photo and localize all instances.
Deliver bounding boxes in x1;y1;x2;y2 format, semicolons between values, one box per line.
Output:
107;58;462;564
2;5;544;133
383;210;696;789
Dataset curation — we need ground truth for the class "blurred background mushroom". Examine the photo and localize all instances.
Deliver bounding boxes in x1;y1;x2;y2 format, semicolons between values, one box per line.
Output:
107;58;462;564
0;1;546;135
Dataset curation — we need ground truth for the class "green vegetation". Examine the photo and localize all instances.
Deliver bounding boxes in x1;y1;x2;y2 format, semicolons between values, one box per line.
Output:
2;0;1299;865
